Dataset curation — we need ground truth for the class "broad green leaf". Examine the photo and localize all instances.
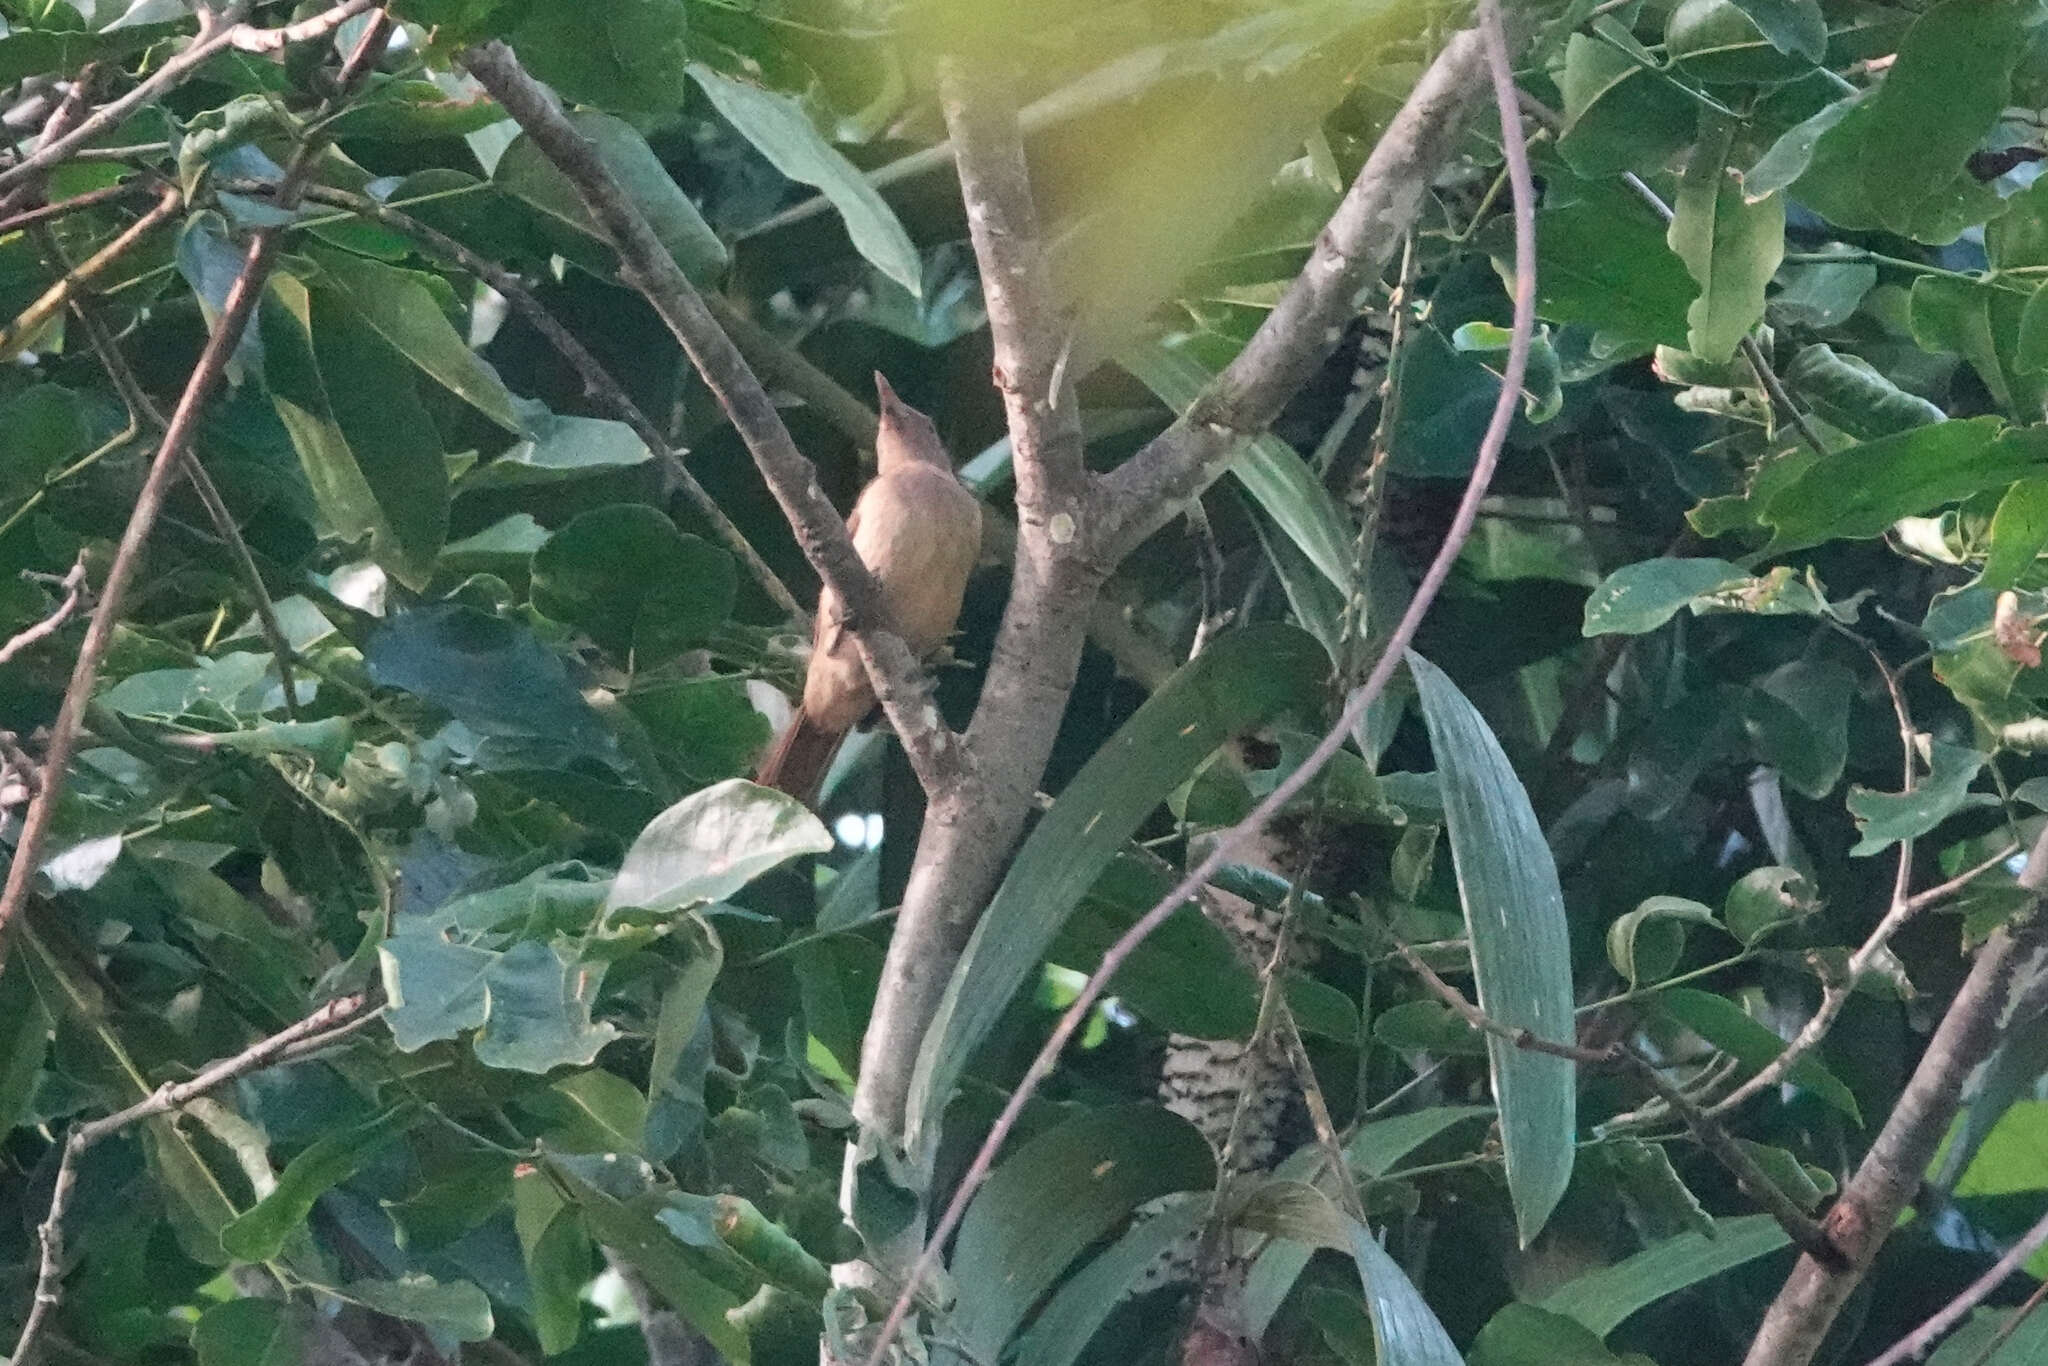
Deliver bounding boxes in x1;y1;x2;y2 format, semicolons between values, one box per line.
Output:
1588;1136;1714;1240
260;274;449;590
472;939;620;1072
1736;1138;1834;1211
1656;988;1860;1121
1583;558;1748;636
1055;854;1260;1039
221;1107;412;1261
507;0;691;119
1120;337;1356;594
906;624;1326;1156
307;248;521;431
1235;1181;1464;1366
380;935;494;1051
365;603;614;755
0;963;51;1136
609;780;832;915
1745;94;1855;201
1791;97;2002;245
949;1107;1214;1363
1345;1105;1494;1178
1988;174;2048;273
496;111;727;284
532;505;736;666
1665;0;1816;81
539;1068;650;1155
1723;866;1817;947
1770;254;1875;329
1010;1196;1205;1366
1744;659;1854;799
1607;896;1722;987
1470;1303;1657;1366
1763;418;2033;552
1909;278;2037;418
0;384;92;499
689;65;921;297
441;514;550;573
1486;178;1693;350
1783;344;1945;441
1857;0;2020;241
549;1154;753;1362
1539;1214;1791;1335
1555;35;1694;179
1669;125;1782;363
194;1299;300;1366
1409;652;1576;1244
460;402;652;491
1451;321;1564;422
339;1276;493;1341
1927;1307;2048;1365
1847;739;1991;856
319;80;507;142
1984;476;2048;592
201;717;354;775
515;1174;590;1355
1724;0;1824;61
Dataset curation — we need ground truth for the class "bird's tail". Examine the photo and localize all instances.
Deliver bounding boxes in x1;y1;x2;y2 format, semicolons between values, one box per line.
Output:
756;706;848;806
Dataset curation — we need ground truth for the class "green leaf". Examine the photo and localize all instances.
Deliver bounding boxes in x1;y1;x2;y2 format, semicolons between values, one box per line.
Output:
1055;854;1260;1038
0;384;92;500
1856;0;2021;241
1723;866;1817;947
0;962;51;1136
1909;278;2038;417
1588;1136;1714;1240
1344;1106;1494;1178
1763;418;2036;552
906;624;1326;1156
1745;94;1855;201
1744;659;1854;800
473;939;620;1072
1607;896;1722;987
949;1106;1214;1363
1735;1139;1834;1211
1723;0;1824;61
1583;558;1748;636
608;779;832;915
689;65;921;297
1791;96;2002;245
260;274;449;591
495;111;727;285
460;401;652;491
1847;739;1990;856
1470;1303;1658;1366
380;935;494;1051
1451;321;1564;422
1664;0;1814;82
1120;337;1356;594
507;0;691;119
1984;476;2048;592
532;505;736;665
515;1174;590;1356
1409;652;1576;1244
340;1275;494;1341
1656;988;1860;1121
1555;35;1694;179
1539;1214;1791;1335
1668;126;1782;364
539;1068;649;1154
365;604;614;755
1783;344;1945;441
221;1107;412;1262
1010;1196;1205;1366
306;249;522;432
193;1299;301;1366
1235;1181;1464;1365
1487;178;1694;350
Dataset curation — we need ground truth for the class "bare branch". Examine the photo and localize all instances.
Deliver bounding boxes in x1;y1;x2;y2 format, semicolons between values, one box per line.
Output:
1742;822;2048;1366
1095;25;1495;560
0;557;86;666
459;41;962;795
857;14;1537;1359
9;994;375;1366
937;60;1087;507
0;185;181;358
0;177;145;236
226;0;378;52
1865;1202;2048;1366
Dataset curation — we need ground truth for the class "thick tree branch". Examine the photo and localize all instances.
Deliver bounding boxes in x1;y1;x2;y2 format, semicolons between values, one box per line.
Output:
459;41;961;795
1742;825;2048;1366
1095;25;1495;560
858;13;1537;1357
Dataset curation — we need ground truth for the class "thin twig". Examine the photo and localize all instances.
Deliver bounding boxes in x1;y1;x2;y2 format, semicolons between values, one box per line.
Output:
460;40;959;794
855;12;1537;1360
0;186;181;358
0;558;87;666
1863;1203;2048;1366
1186;498;1230;658
0;179;150;236
8;994;374;1366
232;179;807;624
225;0;377;52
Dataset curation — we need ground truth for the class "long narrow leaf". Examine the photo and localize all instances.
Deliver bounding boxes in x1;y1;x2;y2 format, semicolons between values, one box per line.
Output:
1409;652;1577;1244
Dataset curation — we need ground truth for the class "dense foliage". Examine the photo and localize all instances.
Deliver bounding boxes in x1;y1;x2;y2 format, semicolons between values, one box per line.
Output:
5;2;2048;1365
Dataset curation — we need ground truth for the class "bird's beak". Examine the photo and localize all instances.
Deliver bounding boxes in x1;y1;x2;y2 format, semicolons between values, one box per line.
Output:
874;371;901;413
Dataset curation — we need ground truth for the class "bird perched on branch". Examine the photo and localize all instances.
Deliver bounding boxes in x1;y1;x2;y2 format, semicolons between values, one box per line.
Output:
757;374;982;804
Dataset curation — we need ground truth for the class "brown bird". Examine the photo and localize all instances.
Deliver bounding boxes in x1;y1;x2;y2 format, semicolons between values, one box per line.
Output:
757;374;982;804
